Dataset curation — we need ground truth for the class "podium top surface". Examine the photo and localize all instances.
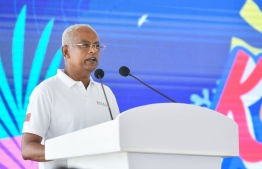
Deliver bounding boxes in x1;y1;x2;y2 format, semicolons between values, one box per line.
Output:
45;103;239;160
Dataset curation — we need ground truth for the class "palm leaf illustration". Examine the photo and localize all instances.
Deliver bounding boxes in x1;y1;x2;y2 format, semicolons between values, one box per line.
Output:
0;5;62;168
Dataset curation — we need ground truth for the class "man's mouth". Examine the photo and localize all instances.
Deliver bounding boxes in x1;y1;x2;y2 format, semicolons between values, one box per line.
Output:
86;57;97;63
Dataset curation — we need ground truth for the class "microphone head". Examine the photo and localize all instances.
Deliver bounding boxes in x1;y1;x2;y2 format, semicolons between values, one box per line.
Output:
119;66;130;77
94;69;104;79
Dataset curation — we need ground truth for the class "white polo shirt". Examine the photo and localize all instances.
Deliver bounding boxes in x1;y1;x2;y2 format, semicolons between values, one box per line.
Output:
22;69;120;169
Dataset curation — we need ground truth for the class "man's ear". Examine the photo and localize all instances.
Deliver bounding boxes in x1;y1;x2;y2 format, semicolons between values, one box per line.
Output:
62;45;69;58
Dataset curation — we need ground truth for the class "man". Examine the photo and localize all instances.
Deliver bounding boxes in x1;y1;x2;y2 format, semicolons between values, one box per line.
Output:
21;24;120;169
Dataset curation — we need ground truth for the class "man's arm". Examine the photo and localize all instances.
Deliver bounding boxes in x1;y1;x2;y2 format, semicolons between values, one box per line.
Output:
21;133;48;162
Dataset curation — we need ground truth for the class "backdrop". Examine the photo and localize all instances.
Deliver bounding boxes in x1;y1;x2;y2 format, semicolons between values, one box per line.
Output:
0;0;262;168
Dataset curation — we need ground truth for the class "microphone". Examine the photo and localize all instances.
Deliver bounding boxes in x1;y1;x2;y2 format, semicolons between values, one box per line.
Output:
94;69;113;120
119;66;177;103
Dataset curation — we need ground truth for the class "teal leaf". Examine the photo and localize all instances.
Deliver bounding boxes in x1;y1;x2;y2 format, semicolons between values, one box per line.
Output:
12;6;26;110
45;47;62;79
23;19;54;109
0;97;20;139
0;57;18;115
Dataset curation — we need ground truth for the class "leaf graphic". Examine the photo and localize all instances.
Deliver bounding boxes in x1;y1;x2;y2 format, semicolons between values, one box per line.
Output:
45;47;62;79
23;19;54;110
12;6;26;111
0;58;20;136
0;96;20;138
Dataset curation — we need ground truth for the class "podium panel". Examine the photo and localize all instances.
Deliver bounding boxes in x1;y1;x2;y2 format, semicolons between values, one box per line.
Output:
45;103;239;169
68;152;221;169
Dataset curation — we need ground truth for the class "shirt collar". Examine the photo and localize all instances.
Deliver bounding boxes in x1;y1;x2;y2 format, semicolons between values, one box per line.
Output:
57;69;94;88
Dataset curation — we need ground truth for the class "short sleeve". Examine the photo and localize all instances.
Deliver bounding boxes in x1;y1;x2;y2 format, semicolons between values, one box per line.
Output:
22;86;52;138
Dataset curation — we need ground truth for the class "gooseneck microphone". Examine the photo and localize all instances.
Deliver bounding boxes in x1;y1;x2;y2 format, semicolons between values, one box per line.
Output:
119;66;177;103
94;69;113;120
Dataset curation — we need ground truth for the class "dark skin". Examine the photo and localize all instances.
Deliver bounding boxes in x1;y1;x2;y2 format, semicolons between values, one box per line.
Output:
21;26;101;161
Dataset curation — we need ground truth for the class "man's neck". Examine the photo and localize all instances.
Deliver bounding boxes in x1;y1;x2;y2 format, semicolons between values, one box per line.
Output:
64;68;91;88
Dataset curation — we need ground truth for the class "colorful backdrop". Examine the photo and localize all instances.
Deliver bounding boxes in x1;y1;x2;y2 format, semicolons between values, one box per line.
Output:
0;0;262;168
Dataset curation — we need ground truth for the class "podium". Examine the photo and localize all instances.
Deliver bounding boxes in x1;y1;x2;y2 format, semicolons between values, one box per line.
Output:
45;103;239;169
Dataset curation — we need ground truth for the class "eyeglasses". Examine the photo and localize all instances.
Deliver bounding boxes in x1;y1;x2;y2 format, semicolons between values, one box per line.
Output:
74;43;106;51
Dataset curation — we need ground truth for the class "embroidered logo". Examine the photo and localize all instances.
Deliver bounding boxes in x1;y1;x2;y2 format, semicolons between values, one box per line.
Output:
96;101;108;107
24;113;31;122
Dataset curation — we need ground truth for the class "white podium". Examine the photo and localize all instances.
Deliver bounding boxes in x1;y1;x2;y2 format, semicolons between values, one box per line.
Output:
45;103;239;169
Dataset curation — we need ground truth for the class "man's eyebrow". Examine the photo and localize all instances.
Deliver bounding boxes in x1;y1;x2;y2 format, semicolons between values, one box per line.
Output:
81;40;100;44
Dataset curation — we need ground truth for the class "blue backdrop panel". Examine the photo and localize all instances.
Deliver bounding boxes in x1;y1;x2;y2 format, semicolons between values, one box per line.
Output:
0;0;262;168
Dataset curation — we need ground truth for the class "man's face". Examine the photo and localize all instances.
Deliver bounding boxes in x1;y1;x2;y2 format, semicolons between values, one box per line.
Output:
66;26;100;75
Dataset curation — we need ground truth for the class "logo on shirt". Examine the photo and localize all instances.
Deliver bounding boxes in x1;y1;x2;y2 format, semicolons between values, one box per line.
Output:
24;113;31;122
96;101;108;107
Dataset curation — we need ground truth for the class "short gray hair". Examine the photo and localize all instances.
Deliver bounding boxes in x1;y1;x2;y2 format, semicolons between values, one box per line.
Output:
62;24;97;46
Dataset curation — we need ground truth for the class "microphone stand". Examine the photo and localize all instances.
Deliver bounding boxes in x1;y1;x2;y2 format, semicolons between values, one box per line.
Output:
129;73;177;103
98;75;113;120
